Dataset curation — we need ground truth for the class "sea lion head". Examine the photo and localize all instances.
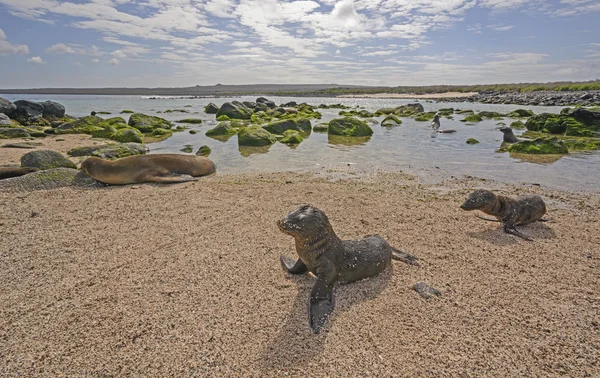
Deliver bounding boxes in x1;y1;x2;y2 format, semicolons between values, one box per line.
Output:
460;189;497;211
79;157;103;177
277;204;332;240
499;127;513;134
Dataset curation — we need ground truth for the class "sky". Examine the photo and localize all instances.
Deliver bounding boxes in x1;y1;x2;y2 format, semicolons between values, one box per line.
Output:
0;0;599;88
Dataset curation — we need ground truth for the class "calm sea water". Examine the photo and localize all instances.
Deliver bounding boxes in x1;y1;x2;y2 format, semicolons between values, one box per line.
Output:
3;94;599;192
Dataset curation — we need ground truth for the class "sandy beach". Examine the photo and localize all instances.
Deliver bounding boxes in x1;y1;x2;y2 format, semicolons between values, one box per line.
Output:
340;92;478;99
1;135;599;376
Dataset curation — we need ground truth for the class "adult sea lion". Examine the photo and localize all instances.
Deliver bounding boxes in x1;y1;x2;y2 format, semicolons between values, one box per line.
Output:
277;204;418;333
80;154;216;185
0;167;39;180
460;189;547;241
499;127;519;143
430;114;440;130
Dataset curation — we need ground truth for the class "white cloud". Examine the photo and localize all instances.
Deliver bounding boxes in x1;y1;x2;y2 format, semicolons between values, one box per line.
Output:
27;56;46;64
91;58;100;63
108;58;120;65
488;24;514;31
362;50;396;57
47;43;79;54
0;28;30;55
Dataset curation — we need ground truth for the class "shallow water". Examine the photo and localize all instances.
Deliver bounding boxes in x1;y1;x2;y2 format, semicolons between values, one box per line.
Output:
3;94;599;192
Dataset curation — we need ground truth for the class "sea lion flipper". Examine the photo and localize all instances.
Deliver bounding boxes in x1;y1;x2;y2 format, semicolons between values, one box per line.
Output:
280;255;308;274
503;225;533;241
308;278;335;334
475;215;501;222
145;174;200;183
391;247;419;266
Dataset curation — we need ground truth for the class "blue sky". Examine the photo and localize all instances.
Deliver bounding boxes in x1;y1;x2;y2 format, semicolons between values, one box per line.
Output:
0;0;599;88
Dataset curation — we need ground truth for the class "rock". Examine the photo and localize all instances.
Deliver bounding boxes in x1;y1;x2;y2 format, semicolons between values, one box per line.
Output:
256;97;276;108
414;112;436;121
238;126;277;147
279;130;303;144
176;118;202;124
0;98;17;117
328;117;373;137
180;144;194;153
357;110;374;118
128;113;172;133
381;114;402;127
0;128;30;138
204;103;220;114
12;100;44;125
394;103;425;115
507;109;534;117
0;168;105;192
254;102;268;112
508;137;568;154
206;122;238;137
525;110;600;137
21;150;77;170
41;101;66;118
1;113;14;126
510;121;525;129
150;128;173;138
216;101;253;120
242;101;257;109
284;101;297;107
112;128;144;143
413;282;441;299
262;118;311;135
196;145;211;156
56;116;106;134
461;114;483;123
466;138;480;144
478;111;503;118
313;123;329;132
67;143;147;159
374;107;396;115
120;110;134;114
2;142;42;149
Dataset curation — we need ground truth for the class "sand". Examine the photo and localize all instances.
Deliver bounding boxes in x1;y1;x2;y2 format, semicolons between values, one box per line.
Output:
340;92;478;99
1;142;599;376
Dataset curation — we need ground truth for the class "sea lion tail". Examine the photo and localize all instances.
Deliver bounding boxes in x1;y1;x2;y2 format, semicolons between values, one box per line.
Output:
391;247;419;266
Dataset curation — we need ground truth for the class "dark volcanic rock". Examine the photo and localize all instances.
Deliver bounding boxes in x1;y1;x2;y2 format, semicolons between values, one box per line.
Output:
0;97;17;117
0;168;105;192
41;101;66;118
13;100;44;124
256;97;276;108
21;150;77;170
0;113;12;125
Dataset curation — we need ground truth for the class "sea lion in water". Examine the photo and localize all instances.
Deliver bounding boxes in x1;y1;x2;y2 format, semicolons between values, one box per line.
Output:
430;114;440;130
499;127;519;143
278;204;418;333
80;154;216;185
460;189;547;241
0;167;39;180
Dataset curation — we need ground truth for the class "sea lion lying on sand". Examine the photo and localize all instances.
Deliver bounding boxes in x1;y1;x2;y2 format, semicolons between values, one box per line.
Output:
80;154;216;185
278;204;418;333
0;167;39;180
460;189;547;241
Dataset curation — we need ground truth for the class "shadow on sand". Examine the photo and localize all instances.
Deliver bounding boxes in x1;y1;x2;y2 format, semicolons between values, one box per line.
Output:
259;267;392;374
466;222;557;245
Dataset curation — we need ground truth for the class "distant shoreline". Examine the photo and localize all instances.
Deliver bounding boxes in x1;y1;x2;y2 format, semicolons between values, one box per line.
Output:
339;92;478;99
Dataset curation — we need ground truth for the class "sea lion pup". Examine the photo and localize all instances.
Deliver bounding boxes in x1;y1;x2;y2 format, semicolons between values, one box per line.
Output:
460;189;547;241
80;154;216;185
430;114;440;130
0;167;39;180
277;204;418;333
499;127;519;143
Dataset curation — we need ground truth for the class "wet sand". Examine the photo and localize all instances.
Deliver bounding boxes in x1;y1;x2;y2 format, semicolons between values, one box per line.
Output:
1;158;599;376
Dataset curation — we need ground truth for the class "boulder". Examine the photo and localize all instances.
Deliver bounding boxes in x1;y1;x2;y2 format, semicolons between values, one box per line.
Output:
128;113;172;133
0;168;105;192
243;101;257;109
21;150;77;170
466;138;480;144
196;145;211;156
238;126;277;147
381;115;402;127
180;145;193;153
56;116;106;134
254;102;268;112
67;143;147;159
279;130;303;144
0;97;17;117
13;100;44;125
508;137;568;154
0;113;13;126
205;122;238;137
41;101;66;118
0;128;30;138
328;117;373;137
374;107;396;115
461;114;483;123
284;101;298;107
394;103;424;115
216;101;253;120
112;128;144;143
510;121;525;129
478;111;503;118
357;110;374;118
150;128;173;138
204;103;220;114
256;97;276;108
313;123;329;132
507;109;534;117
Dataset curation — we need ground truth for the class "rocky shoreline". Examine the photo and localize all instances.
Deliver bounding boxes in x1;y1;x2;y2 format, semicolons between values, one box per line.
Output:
437;90;600;106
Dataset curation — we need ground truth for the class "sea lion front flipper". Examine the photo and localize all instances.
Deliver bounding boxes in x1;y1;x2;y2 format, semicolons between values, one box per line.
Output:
280;255;308;274
503;224;533;241
391;247;419;266
145;174;201;183
476;215;501;222
308;277;335;333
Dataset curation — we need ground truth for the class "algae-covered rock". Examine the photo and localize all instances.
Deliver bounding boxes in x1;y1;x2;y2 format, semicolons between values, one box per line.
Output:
263;119;299;134
12;100;44;125
238;126;277;147
216;101;253;120
151;128;173;138
0;128;30;138
313;123;329;132
120;110;134;114
456;109;474;114
177;118;203;124
510;121;526;129
374;107;396;116
466;138;480;144
508;137;568;155
56;116;106;134
112;128;143;143
357;110;374;118
461;114;483;123
415;112;436;122
394;103;424;116
256;97;276;109
524;109;600;137
381;114;402;127
206;122;238;137
128;113;172;133
205;103;220;114
21;150;77;170
328;117;373;137
507;109;534;117
279;130;303;144
67;143;147;159
478;111;503;118
0;168;105;192
196;145;211;156
180;144;193;153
